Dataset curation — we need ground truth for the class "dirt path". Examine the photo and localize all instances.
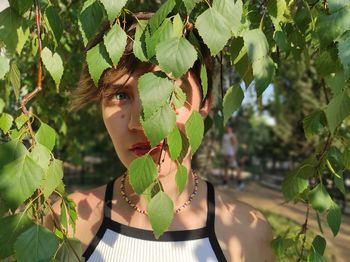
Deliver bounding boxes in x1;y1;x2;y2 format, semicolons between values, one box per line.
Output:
218;182;350;262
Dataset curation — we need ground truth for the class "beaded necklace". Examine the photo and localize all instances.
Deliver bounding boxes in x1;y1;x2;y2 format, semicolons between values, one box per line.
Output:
120;171;199;215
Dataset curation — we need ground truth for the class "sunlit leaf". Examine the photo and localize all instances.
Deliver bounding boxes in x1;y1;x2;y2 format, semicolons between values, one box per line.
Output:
35;122;57;151
9;61;20;100
185;110;204;154
156;37;197;78
86;42;112;86
14;224;59;262
129;155;157;194
147;191;174;239
252;56;275;96
14;113;28;130
148;0;176;33
282;169;309;201
138;72;173;119
0;56;10;80
167;126;182;160
243;29;269;62
133;20;148;62
100;0;127;21
172;85;187;109
0;155;44;210
308;183;333;213
142;104;176;147
41;159;64;199
213;0;243;36
104;23;127;66
41;47;64;90
29;143;51;169
195;7;231;56
182;0;202;13
175;164;187;193
200;64;208;100
0;113;13;133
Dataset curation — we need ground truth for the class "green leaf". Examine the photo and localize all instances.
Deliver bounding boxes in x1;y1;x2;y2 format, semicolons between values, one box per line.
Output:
55;238;83;262
147;191;174;239
42;159;64;199
308;250;326;262
327;202;341;236
9;61;21;100
45;5;63;44
182;0;202;13
0;213;33;258
60;200;68;230
223;84;244;125
282;169;309;201
86;42;112;86
324;71;345;96
334;172;346;195
311;235;326;255
0;113;13;133
14;224;59;262
35;122;57;151
8;0;32;14
173;14;183;38
62;196;78;232
324;92;350;133
243;29;269;62
0;56;10;79
213;0;243;36
316;5;350;46
338;30;350;78
343;148;350;169
172;85;187;109
267;0;287;25
133;20;148;62
29;143;51;169
138;72;174;119
142;104;176;147
273;30;290;53
0;138;27;167
143;182;162;203
104;23;127;66
146;18;175;58
0;155;44;209
329;0;350;13
175;164;187;193
15;113;28;130
195;7;231;56
308;183;333;212
303;111;326;139
148;0;176;33
252;56;274;96
0;7;29;54
41;47;64;90
79;0;104;46
185;110;204;154
167;126;182;160
200;64;208;100
100;0;127;21
129;155;157;194
0;98;4;113
156;37;197;78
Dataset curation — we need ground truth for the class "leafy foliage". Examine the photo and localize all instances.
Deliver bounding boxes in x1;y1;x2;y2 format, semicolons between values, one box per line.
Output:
0;0;350;259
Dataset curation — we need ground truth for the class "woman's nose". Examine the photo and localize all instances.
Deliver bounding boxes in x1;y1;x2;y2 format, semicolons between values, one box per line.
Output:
128;97;143;131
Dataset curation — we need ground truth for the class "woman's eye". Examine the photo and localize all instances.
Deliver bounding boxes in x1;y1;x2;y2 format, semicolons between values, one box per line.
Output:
114;92;129;101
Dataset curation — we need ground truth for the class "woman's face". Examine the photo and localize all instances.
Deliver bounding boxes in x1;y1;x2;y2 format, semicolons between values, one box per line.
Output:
101;65;209;172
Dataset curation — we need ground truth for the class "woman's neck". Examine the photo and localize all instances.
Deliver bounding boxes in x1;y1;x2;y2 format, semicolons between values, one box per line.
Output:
125;154;196;212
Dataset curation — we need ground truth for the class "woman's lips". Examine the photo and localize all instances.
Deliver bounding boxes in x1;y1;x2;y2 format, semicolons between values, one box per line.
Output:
130;142;163;156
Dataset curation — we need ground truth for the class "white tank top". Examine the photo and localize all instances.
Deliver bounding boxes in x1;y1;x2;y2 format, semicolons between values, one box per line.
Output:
83;180;227;262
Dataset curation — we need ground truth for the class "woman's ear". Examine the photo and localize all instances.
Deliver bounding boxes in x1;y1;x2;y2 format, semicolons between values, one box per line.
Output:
199;93;213;118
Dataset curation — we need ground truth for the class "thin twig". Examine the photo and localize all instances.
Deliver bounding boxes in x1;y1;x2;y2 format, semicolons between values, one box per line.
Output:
297;203;310;262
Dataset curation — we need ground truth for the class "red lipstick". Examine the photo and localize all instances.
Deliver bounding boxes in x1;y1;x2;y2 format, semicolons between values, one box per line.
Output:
130;141;164;156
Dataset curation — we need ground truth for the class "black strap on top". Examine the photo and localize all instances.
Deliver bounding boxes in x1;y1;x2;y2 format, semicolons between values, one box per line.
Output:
205;180;216;229
104;178;116;218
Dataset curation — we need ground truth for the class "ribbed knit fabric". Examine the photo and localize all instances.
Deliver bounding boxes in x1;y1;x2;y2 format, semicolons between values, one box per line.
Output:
83;180;227;262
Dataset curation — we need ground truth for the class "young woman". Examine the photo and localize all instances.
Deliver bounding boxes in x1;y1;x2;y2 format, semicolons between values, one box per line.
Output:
51;14;275;262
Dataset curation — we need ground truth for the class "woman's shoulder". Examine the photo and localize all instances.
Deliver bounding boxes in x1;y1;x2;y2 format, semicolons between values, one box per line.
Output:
213;187;276;261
